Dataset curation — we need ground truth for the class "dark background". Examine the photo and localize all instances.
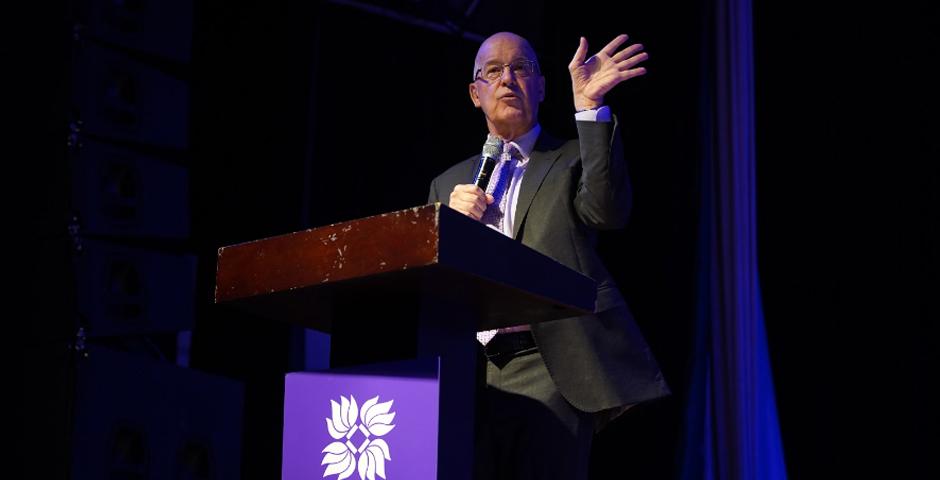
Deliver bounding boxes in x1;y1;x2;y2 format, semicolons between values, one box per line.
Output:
14;0;936;478
755;1;937;477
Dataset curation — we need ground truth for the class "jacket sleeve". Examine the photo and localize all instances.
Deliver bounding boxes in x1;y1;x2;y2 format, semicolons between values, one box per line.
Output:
573;115;633;229
428;177;441;204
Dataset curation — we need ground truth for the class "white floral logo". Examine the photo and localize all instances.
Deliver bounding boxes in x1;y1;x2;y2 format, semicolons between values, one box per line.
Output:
321;395;396;480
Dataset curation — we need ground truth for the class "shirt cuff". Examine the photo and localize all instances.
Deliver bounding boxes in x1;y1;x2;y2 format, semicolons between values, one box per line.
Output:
575;105;612;122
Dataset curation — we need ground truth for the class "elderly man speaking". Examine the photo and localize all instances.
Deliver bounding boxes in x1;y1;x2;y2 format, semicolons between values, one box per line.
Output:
428;32;669;479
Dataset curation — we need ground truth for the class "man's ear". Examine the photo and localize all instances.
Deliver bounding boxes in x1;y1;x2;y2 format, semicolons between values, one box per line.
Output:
469;82;482;108
538;76;546;102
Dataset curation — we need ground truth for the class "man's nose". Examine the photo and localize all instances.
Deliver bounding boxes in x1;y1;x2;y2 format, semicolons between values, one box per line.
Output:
498;65;517;85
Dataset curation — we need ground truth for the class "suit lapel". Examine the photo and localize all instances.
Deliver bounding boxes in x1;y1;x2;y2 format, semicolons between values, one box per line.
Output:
513;133;563;239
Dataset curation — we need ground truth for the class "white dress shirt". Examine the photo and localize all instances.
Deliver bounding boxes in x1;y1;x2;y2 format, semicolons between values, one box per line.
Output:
477;106;612;344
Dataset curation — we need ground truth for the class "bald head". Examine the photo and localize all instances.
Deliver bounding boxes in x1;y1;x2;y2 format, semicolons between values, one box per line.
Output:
473;32;539;80
468;31;545;140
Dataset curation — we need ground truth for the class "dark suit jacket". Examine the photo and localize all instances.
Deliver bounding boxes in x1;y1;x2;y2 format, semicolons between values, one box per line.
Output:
428;119;670;412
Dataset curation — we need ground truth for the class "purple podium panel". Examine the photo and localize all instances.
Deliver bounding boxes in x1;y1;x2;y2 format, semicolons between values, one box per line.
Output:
283;358;441;480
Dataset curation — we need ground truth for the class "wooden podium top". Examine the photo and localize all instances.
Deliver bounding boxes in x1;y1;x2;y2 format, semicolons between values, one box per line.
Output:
215;203;595;332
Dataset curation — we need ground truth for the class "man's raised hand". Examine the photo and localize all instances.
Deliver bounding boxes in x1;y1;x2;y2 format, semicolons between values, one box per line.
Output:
569;34;649;111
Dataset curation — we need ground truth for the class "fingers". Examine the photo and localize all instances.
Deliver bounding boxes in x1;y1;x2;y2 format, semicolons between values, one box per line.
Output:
449;184;489;221
617;66;647;80
453;184;483;195
616;53;649;71
608;40;648;77
568;36;588;70
611;43;645;63
599;33;630;57
573;35;645;69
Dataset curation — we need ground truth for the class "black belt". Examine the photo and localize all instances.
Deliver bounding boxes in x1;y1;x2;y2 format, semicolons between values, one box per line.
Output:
484;331;537;362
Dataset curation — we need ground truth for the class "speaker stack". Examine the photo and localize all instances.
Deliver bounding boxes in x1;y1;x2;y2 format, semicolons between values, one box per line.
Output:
22;1;246;478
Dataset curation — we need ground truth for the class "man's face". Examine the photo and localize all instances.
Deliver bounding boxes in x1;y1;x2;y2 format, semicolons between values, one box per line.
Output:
469;34;545;139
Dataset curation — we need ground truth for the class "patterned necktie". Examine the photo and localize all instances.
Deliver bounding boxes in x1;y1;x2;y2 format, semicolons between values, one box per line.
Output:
477;142;520;346
480;143;519;235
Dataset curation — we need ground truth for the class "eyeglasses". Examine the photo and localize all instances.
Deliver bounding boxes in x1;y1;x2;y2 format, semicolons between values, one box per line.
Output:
474;59;540;82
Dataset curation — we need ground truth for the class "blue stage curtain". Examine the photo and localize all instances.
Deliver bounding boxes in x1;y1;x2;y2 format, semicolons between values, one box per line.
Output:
680;0;787;478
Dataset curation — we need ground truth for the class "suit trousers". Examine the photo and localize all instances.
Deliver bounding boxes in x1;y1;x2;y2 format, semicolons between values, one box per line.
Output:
475;347;595;480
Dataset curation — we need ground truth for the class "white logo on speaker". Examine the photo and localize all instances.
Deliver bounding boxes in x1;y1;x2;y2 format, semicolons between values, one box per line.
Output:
321;395;396;480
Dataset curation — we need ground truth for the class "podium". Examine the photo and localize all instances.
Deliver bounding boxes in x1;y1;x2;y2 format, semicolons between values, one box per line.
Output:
215;203;595;480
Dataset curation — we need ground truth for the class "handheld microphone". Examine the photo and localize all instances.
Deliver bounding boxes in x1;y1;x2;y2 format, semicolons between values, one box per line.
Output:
471;134;503;190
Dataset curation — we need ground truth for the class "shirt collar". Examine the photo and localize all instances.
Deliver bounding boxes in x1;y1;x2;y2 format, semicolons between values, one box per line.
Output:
507;124;540;160
489;124;541;161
